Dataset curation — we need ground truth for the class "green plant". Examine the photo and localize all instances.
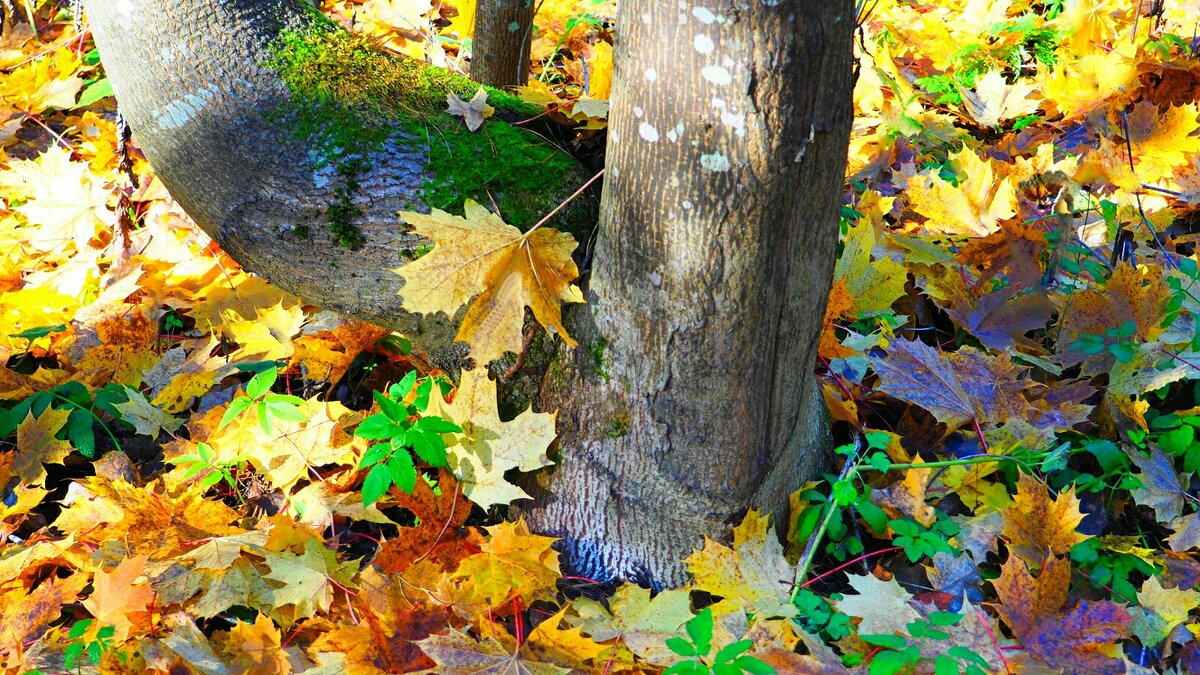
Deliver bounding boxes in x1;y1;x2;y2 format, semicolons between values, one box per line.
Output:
889;516;960;563
1069;320;1138;363
859;612;991;675
354;370;461;506
63;619;120;670
219;366;307;434
166;441;243;494
663;608;774;675
0;380;130;457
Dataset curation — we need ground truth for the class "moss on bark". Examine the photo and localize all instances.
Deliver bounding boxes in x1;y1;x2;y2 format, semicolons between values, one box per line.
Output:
264;22;593;245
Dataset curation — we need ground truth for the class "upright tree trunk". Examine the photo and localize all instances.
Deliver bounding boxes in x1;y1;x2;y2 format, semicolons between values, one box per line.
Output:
521;0;856;587
470;0;535;87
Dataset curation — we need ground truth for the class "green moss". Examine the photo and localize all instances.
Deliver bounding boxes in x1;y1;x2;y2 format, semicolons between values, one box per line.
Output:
264;24;589;245
604;410;631;438
588;334;609;381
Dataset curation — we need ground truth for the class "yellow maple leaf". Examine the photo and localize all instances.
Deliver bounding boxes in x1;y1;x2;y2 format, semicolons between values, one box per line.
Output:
906;146;1017;237
0;145;112;252
14;408;73;487
425;367;555;508
1001;474;1089;566
395;200;585;363
684;509;797;619
1121;101;1200;186
961;70;1041;127
226;301;307;361
449;518;561;608
0;48;83;114
82;555;154;642
832;218;906;317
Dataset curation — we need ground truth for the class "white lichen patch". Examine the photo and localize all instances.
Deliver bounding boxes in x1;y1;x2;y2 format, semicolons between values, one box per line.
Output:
702;65;732;86
700;153;732;172
644;67;658;82
633;106;645;118
639;122;660;142
692;6;717;23
693;34;715;53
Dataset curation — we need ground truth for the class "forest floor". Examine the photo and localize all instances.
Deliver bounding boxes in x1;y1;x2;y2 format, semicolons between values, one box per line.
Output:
3;0;1200;673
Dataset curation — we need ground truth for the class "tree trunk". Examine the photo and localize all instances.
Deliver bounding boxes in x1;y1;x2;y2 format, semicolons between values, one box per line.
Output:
80;0;591;349
470;0;535;87
519;0;856;587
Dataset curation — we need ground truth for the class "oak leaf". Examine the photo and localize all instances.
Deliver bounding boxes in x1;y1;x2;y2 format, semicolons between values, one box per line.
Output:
395;200;584;364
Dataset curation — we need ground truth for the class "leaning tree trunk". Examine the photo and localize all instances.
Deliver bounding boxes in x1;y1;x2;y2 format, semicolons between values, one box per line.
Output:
80;0;591;348
470;0;535;87
520;0;856;587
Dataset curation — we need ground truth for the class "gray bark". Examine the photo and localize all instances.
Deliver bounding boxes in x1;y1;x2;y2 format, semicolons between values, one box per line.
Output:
80;0;588;347
471;0;535;87
520;0;855;587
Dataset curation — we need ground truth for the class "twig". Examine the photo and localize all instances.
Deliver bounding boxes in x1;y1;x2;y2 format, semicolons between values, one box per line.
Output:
791;432;864;598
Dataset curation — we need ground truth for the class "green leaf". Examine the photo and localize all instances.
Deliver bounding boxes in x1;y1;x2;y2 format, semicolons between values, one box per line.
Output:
387;450;417;494
373;390;408;421
359;443;392;469
408;428;448;467
414;377;433;410
356;414;405;440
685;608;713;654
415;415;462;433
928;611;963;626
63;642;83;670
734;655;776;675
257;400;273;435
65;407;96;458
67;619;93;640
362;463;392;506
263;398;307;424
713;639;752;663
665;636;698;657
199;471;225;490
220;396;254;430
859;633;907;649
245;367;277;400
663;661;704;675
77;78;113;107
934;655;959;675
9;324;67;340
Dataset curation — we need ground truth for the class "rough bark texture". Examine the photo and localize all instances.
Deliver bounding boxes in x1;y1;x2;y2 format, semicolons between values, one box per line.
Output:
471;0;535;87
80;0;590;348
520;0;856;587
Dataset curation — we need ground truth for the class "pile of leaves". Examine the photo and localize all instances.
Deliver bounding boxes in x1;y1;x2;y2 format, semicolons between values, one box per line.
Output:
4;0;1200;673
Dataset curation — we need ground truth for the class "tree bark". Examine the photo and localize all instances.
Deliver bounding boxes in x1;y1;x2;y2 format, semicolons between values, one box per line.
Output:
80;0;590;348
470;0;535;87
519;0;856;587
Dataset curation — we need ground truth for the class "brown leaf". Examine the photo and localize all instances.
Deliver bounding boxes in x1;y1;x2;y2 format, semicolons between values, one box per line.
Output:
872;338;976;429
1002;474;1089;566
